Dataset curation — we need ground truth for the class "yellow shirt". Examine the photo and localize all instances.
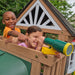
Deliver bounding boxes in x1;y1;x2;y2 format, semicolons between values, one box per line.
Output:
3;26;21;38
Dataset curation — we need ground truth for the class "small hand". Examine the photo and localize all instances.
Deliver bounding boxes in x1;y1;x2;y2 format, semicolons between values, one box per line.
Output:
55;52;61;58
5;37;12;44
18;33;28;42
36;38;43;51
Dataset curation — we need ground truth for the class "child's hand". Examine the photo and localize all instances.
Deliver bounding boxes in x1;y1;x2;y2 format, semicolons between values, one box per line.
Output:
55;52;61;58
5;37;13;44
36;38;43;51
0;36;3;40
39;36;45;42
5;37;18;44
18;33;28;42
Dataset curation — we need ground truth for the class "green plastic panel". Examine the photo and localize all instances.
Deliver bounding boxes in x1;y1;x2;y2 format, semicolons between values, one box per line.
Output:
0;50;31;75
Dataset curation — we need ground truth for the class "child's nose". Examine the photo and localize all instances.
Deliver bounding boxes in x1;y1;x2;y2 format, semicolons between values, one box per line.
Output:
35;38;38;41
10;19;13;22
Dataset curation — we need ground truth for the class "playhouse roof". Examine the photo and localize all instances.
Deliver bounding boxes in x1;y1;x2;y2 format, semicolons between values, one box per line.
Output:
17;0;75;36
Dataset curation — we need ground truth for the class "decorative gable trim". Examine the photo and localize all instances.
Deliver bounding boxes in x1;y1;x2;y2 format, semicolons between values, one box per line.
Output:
16;0;61;30
16;0;75;36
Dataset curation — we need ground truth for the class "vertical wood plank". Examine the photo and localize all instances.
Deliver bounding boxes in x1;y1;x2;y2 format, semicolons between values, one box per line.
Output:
58;60;62;75
43;65;51;75
29;12;33;24
34;4;39;24
55;61;61;75
51;64;56;75
30;60;41;75
61;56;66;75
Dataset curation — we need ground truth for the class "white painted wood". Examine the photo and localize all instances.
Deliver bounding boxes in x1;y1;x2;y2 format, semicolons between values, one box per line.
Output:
29;12;33;24
16;1;37;26
34;4;39;24
16;0;61;30
42;19;50;26
38;1;61;30
37;12;45;25
24;18;29;24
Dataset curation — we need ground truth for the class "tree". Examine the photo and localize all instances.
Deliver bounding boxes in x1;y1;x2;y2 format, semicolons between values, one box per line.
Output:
49;0;73;19
48;0;75;27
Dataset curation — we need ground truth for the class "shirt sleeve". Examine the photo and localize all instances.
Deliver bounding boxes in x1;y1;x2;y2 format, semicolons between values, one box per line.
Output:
15;28;21;33
3;27;12;38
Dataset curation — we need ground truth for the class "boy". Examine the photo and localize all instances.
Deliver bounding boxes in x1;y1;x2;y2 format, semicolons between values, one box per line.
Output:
2;11;27;41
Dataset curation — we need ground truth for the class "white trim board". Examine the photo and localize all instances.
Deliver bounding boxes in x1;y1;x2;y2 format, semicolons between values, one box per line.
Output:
16;0;61;30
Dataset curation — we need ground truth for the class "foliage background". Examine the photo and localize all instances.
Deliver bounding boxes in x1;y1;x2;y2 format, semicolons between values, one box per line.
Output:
49;0;75;28
0;0;74;35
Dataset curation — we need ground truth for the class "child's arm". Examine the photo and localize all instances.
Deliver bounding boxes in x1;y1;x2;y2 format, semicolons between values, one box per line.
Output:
8;30;22;37
8;30;27;41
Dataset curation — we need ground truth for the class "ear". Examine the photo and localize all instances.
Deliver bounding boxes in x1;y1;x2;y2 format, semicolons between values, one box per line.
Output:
2;20;5;24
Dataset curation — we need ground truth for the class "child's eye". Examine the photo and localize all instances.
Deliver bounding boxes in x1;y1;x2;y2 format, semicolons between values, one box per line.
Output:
12;18;16;20
5;19;9;21
34;36;38;38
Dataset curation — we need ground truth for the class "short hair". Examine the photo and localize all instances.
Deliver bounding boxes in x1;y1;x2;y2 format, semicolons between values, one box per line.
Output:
2;11;16;19
26;26;42;35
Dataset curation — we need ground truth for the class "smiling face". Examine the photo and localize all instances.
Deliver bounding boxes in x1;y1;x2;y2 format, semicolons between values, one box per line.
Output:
2;11;17;30
26;31;43;49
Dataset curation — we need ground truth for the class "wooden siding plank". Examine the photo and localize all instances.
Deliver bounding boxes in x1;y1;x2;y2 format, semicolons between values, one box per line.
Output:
16;26;70;36
51;64;56;75
43;65;51;75
58;60;62;75
61;56;66;75
30;60;41;75
55;61;60;75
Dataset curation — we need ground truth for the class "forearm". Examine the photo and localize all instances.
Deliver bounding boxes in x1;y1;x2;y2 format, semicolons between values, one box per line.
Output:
8;30;21;37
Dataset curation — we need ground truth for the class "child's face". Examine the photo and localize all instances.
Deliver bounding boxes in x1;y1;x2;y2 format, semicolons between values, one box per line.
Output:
2;12;17;30
27;31;43;49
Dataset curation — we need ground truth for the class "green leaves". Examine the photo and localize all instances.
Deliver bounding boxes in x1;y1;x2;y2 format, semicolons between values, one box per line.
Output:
49;0;73;19
49;0;75;27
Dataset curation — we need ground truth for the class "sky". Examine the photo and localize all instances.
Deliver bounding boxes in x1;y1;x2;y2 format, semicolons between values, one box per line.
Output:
66;0;75;14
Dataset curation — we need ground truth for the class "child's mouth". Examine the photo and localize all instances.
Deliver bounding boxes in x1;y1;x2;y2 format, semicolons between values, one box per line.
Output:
9;25;15;29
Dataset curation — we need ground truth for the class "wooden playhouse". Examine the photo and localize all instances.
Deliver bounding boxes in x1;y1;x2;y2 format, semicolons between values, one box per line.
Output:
0;0;75;75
